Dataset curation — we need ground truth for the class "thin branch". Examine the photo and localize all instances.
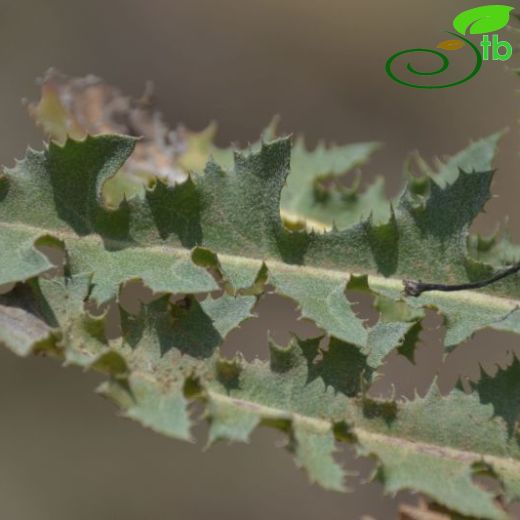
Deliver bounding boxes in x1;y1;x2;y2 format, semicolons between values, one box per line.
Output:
403;261;520;297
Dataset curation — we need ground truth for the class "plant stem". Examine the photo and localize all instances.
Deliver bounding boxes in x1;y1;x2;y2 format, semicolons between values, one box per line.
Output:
403;261;520;297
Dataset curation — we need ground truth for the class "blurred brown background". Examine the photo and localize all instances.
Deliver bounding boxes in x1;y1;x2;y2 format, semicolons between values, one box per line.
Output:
1;0;520;518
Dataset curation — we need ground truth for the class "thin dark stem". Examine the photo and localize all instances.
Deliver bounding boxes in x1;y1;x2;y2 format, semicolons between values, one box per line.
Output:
403;261;520;297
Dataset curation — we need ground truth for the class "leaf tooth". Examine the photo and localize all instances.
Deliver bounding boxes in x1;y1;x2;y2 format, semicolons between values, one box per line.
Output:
268;334;320;373
260;115;280;142
215;355;244;388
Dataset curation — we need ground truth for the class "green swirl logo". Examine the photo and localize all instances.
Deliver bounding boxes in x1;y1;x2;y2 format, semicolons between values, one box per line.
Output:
386;5;514;89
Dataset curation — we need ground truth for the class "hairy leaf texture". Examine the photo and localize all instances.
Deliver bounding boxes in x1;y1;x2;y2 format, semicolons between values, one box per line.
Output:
1;73;520;519
2;274;520;519
3;130;520;351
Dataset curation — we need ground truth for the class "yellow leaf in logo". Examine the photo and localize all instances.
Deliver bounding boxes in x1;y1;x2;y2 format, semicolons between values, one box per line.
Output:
436;39;466;51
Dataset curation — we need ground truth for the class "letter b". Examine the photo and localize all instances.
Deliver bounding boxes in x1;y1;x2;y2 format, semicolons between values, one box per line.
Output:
492;34;512;61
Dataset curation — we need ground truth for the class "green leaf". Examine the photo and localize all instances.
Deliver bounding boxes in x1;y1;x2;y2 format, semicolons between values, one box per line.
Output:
453;5;514;35
3;276;520;518
28;74;389;232
1;130;519;353
5;73;520;519
0;137;219;303
353;380;519;520
280;137;385;231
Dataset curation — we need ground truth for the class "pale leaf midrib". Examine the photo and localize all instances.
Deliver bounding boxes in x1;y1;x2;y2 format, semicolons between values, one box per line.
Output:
1;220;519;313
207;391;520;469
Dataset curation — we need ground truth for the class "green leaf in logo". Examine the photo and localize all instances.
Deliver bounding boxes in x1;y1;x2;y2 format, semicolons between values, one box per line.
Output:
453;5;514;35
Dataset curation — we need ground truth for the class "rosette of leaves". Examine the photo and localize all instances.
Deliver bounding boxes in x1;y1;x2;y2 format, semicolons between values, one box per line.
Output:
1;73;520;519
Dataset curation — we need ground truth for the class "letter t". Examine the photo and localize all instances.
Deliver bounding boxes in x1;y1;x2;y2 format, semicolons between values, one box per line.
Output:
480;35;491;60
